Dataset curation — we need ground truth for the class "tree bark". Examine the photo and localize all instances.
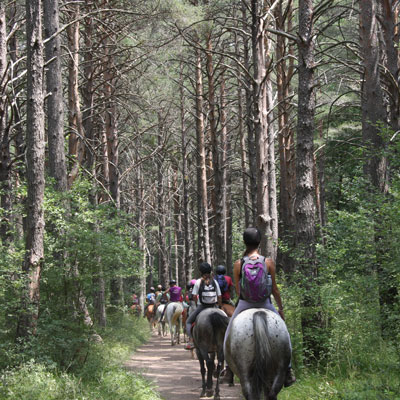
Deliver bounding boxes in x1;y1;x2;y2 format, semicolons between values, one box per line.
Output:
242;2;257;225
44;0;67;191
157;115;169;286
296;0;321;363
66;1;85;188
206;35;225;266
0;5;12;243
180;61;193;282
275;0;296;272
195;47;211;264
251;0;274;257
17;0;45;338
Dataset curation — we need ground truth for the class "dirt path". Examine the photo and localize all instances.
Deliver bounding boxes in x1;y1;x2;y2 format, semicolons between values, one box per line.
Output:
124;332;242;400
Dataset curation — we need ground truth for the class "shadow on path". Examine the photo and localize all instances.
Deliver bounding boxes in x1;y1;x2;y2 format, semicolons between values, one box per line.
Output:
124;332;242;400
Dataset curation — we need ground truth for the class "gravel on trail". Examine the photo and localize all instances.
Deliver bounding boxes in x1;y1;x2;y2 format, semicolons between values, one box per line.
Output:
124;332;242;400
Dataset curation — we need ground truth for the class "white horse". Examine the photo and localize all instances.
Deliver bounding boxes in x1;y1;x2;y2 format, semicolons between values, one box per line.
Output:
224;309;291;400
165;302;183;346
156;304;167;336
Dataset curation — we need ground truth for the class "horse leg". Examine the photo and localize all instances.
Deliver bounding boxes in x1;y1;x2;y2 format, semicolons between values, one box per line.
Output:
213;351;224;400
197;349;207;398
206;353;215;397
242;377;257;400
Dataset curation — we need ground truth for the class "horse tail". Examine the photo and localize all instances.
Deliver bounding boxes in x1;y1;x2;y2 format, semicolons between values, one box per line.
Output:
171;303;183;325
209;311;229;344
252;311;278;395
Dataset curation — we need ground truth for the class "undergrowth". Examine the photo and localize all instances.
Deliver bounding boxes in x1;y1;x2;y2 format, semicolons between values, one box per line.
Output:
0;313;162;400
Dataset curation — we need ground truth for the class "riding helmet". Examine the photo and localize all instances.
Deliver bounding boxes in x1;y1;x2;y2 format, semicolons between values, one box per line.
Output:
199;262;212;274
169;279;176;285
216;265;226;275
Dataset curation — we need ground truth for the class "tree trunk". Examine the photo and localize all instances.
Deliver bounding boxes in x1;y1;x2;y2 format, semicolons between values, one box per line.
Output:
0;5;12;243
206;35;224;266
296;0;321;364
360;0;397;338
195;47;211;264
44;0;67;191
220;66;232;274
17;0;45;338
157;115;169;286
242;2;257;225
251;0;274;257
360;0;388;192
275;0;296;272
266;79;278;261
66;1;85;188
180;61;193;282
380;0;399;140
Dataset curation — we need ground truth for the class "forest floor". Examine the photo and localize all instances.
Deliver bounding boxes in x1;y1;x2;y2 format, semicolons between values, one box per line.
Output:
124;330;243;400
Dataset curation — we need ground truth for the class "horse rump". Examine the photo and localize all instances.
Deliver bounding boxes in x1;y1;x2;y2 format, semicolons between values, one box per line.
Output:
251;311;280;396
225;309;290;400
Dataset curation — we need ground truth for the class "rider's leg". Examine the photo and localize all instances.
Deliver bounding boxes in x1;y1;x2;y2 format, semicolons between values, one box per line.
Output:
159;302;168;322
184;304;205;349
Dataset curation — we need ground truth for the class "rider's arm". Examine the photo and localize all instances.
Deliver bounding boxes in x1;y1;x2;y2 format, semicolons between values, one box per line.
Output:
217;295;222;308
268;258;285;320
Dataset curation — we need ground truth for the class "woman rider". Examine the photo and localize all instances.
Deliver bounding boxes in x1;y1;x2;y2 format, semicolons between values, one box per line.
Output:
223;227;296;387
159;279;182;322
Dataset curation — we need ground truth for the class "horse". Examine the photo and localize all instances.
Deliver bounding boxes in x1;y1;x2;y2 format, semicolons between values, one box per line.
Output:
155;304;167;336
145;304;157;331
130;304;141;317
224;309;291;400
164;302;184;346
221;302;235;318
192;307;229;400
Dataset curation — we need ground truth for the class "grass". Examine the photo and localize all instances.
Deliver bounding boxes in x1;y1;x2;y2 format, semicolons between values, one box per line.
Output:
280;370;400;400
0;314;163;400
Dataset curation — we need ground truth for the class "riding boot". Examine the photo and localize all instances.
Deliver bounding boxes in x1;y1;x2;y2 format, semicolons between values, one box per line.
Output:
284;367;296;387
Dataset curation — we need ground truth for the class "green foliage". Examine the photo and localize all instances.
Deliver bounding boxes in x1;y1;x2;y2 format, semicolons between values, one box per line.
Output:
0;314;161;400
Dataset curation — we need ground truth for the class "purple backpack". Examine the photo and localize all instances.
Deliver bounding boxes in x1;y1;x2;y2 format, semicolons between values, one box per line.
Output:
240;255;272;302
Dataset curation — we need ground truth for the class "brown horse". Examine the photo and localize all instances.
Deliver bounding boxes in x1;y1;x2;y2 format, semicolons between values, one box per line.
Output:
130;304;142;317
221;302;235;318
145;304;157;330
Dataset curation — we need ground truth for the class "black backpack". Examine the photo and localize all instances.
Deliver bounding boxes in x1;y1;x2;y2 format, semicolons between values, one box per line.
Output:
198;279;218;305
216;274;228;294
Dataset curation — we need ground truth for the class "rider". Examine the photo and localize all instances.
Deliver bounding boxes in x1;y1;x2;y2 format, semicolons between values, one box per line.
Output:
223;227;296;387
144;287;156;316
159;279;182;322
184;262;222;350
154;284;163;313
215;265;235;306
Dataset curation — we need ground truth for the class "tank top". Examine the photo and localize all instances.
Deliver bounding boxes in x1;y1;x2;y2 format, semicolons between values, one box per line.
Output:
169;286;182;302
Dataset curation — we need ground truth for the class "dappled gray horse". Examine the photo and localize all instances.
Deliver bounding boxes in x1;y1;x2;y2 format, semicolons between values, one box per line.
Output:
193;307;229;400
224;309;291;400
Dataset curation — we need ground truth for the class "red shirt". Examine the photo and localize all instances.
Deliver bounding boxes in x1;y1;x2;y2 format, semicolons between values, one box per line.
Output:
221;275;233;301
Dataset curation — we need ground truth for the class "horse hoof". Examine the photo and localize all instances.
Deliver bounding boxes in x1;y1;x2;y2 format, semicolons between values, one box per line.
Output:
206;389;214;397
228;383;234;387
200;390;206;397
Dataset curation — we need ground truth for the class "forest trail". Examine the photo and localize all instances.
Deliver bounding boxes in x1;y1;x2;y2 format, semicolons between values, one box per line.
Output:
124;331;242;400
